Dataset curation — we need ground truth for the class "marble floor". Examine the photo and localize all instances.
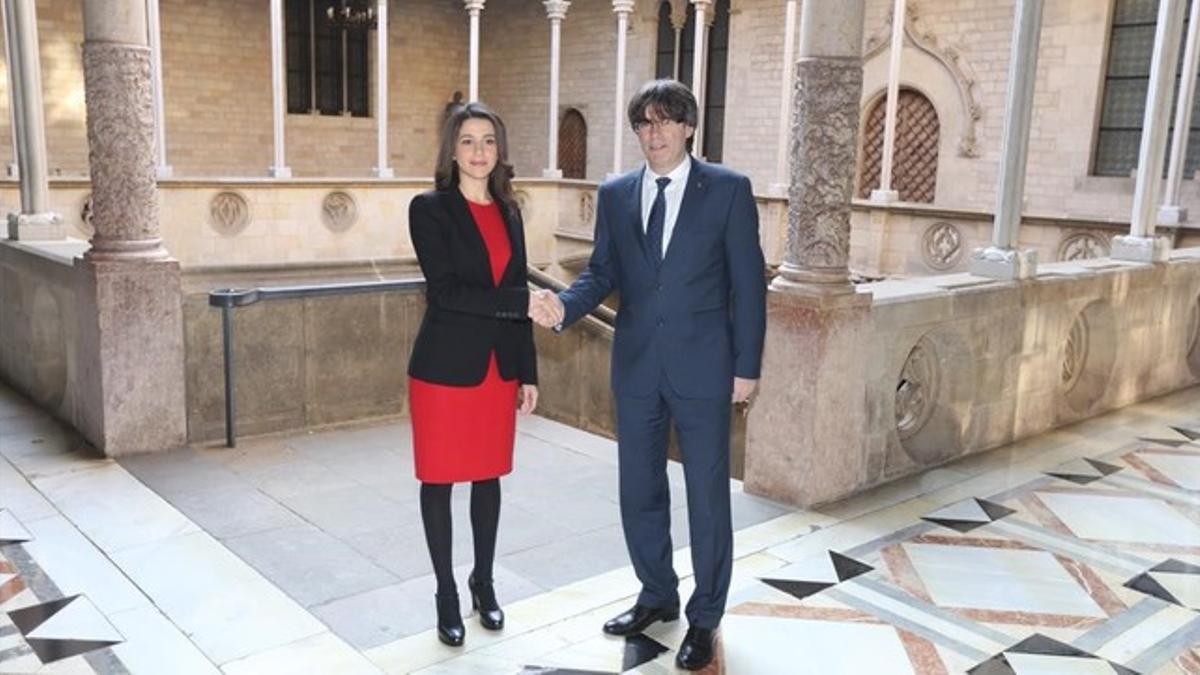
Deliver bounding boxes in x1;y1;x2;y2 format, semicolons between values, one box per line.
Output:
0;382;1198;674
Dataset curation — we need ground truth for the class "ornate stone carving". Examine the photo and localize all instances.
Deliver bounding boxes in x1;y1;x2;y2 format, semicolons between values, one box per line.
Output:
1058;231;1109;261
1189;296;1200;358
863;0;982;158
81;42;162;257
896;337;938;441
209;191;251;236
579;192;595;229
321;191;358;232
782;57;863;284
515;190;532;220
79;193;94;237
921;222;962;271
1062;312;1089;393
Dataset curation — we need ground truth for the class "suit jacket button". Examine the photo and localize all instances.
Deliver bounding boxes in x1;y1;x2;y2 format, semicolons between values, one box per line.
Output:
657;318;664;327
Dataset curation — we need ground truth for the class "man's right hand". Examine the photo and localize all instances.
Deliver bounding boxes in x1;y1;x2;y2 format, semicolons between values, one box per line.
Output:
528;289;565;328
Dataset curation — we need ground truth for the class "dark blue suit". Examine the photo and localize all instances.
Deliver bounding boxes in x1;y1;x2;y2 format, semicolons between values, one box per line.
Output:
558;157;766;628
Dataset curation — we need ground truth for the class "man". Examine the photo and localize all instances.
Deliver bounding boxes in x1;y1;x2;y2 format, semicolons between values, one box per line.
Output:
529;79;766;670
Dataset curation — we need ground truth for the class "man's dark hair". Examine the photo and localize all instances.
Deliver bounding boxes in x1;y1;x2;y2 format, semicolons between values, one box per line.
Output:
627;79;699;130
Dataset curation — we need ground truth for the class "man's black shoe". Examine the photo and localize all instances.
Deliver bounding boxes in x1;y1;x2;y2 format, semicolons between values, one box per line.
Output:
675;626;716;671
601;604;679;636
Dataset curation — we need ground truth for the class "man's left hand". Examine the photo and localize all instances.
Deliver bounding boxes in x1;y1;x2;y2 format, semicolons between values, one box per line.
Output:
732;377;758;404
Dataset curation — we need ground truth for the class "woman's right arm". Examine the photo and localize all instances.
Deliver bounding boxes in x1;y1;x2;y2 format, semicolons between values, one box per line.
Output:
410;195;530;320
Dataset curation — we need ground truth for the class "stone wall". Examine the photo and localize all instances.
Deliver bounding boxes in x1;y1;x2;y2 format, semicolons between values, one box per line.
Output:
745;248;1200;506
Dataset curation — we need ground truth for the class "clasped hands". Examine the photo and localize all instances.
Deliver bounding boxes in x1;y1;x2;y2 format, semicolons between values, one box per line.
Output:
528;289;565;328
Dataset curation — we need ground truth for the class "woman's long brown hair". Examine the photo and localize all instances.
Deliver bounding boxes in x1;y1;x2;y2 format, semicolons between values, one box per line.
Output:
434;102;519;217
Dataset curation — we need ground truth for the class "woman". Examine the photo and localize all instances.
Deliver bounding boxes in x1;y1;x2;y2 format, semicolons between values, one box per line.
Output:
407;102;540;647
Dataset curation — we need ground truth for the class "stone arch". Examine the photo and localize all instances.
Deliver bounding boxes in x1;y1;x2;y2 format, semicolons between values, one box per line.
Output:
559;108;587;180
858;87;940;203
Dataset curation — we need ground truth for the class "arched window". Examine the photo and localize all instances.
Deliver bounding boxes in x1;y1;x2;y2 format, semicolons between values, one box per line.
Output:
858;88;940;203
559;109;588;180
653;0;729;163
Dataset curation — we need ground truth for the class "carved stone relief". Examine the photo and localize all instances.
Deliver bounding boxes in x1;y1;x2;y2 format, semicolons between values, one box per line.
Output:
579;192;595;230
209;191;251;236
1062;312;1089;394
515;190;532;221
322;191;358;233
1189;295;1200;359
79;193;94;237
1058;231;1109;261
863;0;982;157
896;337;938;441
921;221;962;271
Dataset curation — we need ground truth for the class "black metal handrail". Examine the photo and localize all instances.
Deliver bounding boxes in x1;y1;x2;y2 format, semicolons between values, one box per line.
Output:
207;268;610;448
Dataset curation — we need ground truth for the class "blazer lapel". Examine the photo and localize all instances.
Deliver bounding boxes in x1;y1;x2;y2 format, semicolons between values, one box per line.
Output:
444;189;495;287
627;167;649;269
661;157;706;272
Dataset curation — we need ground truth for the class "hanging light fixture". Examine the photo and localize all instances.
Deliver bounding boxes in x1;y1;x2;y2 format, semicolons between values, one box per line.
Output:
326;0;376;29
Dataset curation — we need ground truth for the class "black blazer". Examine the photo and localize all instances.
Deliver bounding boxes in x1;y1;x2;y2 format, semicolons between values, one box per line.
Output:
407;188;537;387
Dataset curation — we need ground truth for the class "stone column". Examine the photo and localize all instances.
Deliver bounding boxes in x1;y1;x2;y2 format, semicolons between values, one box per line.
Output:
967;0;1044;279
1115;0;1185;263
1160;0;1200;225
690;0;712;156
75;0;186;455
770;0;799;196
1;0;17;179
4;0;61;240
146;0;170;179
373;0;393;178
268;0;290;177
611;0;635;177
465;0;485;102
543;0;570;179
871;0;905;203
744;0;874;507
671;0;686;81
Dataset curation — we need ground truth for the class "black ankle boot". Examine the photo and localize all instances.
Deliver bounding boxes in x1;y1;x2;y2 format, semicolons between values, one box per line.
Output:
435;592;465;646
468;573;504;630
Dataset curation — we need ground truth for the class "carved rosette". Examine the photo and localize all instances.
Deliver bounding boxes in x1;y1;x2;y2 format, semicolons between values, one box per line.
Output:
78;194;95;237
81;42;162;257
896;337;939;441
1062;312;1090;393
209;192;251;236
322;191;358;232
921;222;962;271
1058;231;1109;261
782;57;863;284
579;192;595;229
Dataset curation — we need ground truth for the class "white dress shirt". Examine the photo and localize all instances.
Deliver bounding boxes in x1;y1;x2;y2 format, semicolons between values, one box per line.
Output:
640;158;691;259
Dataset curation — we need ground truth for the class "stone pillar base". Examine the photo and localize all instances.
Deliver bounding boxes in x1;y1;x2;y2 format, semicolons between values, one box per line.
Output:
156;165;173;180
744;288;873;507
1159;205;1188;225
7;211;64;241
1111;234;1172;263
968;246;1038;280
869;188;899;204
372;166;394;179
542;168;563;179
268;166;292;179
74;256;187;456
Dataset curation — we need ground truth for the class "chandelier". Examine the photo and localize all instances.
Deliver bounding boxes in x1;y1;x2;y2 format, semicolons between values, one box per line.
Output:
326;0;376;29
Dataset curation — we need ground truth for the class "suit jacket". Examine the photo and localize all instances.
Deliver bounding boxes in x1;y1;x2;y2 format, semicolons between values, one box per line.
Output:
559;157;766;398
407;188;537;387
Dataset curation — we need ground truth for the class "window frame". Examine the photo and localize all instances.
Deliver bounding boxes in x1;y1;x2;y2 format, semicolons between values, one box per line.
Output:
285;0;372;118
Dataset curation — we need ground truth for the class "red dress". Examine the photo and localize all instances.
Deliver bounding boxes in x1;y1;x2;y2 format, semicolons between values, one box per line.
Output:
409;200;519;483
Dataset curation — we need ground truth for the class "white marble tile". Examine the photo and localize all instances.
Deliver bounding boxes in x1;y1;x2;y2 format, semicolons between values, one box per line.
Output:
0;456;61;523
1036;491;1200;545
220;632;383;675
409;652;525;675
1138;452;1200;490
33;464;199;553
1004;653;1124;674
0;509;32;543
1093;601;1197;666
26;595;122;642
111;531;326;665
906;543;1108;617
835;580;1007;656
107;604;221;675
20;515;150;615
722;614;916;675
1152;571;1200;608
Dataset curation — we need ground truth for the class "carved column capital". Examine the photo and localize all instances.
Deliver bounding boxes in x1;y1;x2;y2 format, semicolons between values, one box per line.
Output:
463;0;485;14
544;0;569;21
612;0;635;16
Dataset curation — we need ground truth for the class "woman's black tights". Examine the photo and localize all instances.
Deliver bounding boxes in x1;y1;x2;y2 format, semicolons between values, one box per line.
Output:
419;479;501;596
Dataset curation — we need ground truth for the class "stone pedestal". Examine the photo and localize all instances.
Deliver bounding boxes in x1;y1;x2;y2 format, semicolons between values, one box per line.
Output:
968;246;1038;280
1112;234;1173;263
74;257;186;455
744;289;873;507
7;211;62;240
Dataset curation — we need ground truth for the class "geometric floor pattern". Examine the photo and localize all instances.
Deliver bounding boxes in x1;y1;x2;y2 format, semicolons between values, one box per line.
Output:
719;421;1200;674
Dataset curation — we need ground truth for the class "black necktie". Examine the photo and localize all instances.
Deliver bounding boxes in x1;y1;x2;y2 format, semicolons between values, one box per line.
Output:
646;176;671;266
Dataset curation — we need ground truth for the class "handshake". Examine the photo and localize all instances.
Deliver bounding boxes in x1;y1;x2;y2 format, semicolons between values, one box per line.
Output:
528;289;565;328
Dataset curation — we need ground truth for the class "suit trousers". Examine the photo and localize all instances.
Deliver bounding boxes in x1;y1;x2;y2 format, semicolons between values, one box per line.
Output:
615;373;733;630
